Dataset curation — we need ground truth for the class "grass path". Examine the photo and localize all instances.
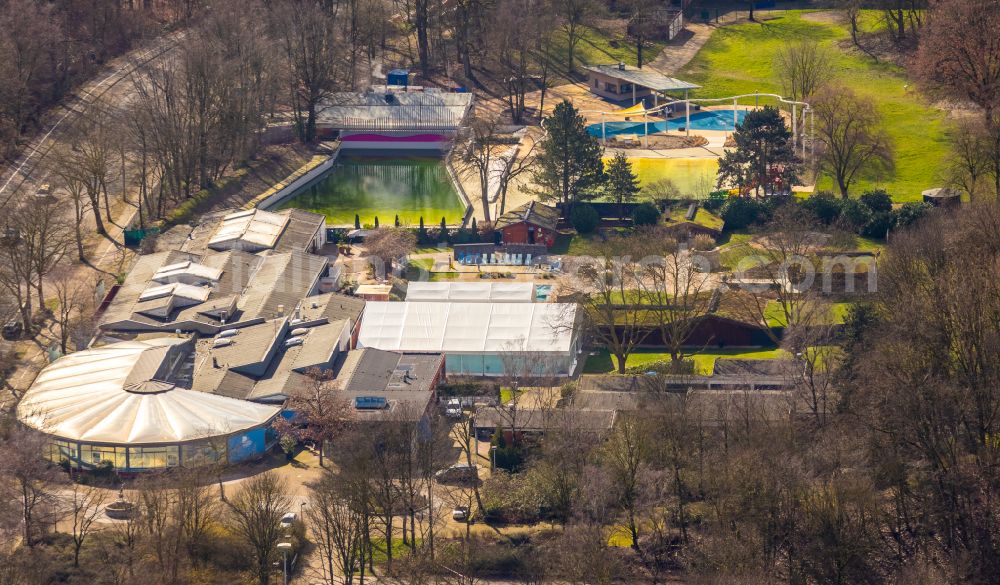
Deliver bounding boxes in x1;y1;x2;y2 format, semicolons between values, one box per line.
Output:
677;11;950;201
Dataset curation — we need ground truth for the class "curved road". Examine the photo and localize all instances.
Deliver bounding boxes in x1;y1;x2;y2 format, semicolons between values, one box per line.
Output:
0;30;186;208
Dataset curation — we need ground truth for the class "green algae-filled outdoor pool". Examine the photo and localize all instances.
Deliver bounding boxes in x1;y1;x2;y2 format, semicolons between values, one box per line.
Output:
275;153;467;226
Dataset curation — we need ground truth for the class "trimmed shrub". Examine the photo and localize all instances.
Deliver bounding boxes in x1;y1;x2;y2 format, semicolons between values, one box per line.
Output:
631;202;661;226
862;211;894;238
893;202;931;228
859;189;893;213
570;203;600;234
838;199;873;233
802;191;842;225
720;196;763;230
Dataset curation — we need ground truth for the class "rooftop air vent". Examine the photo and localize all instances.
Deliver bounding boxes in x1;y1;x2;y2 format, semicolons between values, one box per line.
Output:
217;329;239;339
290;328;310;337
284;336;305;348
212;338;234;348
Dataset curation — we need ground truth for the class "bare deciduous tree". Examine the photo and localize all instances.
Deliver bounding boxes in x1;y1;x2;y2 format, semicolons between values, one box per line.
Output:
572;237;653;373
554;0;598;73
307;471;368;585
226;472;292;585
0;423;63;548
812;86;894;198
47;266;97;356
916;0;1000;197
58;107;117;235
272;0;344;143
946;117;992;200
66;483;108;567
602;414;647;552
274;368;350;467
638;228;715;368
774;40;833;102
364;227;417;278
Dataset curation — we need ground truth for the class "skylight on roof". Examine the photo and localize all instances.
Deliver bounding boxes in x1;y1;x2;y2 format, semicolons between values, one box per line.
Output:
138;282;211;304
152;260;223;285
208;209;289;250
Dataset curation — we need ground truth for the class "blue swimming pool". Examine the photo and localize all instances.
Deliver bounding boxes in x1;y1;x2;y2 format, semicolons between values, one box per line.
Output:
587;109;748;138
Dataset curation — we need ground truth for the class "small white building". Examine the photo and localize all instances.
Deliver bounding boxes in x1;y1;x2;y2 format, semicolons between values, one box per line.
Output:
358;301;580;376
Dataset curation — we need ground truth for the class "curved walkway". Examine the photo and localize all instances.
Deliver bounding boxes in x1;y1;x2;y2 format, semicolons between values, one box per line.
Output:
646;22;716;75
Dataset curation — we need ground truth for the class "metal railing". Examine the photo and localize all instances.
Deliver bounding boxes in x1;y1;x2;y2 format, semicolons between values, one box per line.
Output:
581;92;814;164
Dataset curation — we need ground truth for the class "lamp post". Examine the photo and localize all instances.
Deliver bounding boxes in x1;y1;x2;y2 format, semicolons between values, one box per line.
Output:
490;445;498;470
277;541;293;585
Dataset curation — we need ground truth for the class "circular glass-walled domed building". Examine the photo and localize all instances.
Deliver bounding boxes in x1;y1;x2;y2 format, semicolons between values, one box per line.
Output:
16;338;280;472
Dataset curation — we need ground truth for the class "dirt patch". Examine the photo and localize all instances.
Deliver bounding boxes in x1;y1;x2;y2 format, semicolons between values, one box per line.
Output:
639;134;708;149
800;10;844;25
837;31;918;69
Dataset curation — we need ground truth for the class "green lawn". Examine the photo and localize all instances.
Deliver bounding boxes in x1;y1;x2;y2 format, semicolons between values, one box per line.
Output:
667;207;726;231
584;347;785;375
552;25;667;73
551;233;602;255
717;232;758;270
763;301;853;328
677;11;950;201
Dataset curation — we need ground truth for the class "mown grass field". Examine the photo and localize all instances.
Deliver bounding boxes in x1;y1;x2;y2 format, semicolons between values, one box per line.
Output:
677;11;950;201
584;347;786;375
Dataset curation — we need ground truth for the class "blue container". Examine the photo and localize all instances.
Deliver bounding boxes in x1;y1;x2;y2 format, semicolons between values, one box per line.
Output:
387;69;409;87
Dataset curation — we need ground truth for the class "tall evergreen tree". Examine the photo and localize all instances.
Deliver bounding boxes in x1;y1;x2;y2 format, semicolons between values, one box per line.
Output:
717;106;801;197
533;100;606;208
605;152;641;220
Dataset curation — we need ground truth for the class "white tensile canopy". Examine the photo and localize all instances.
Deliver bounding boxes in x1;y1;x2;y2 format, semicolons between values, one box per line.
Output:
358;302;577;354
16;338;279;445
405;282;536;303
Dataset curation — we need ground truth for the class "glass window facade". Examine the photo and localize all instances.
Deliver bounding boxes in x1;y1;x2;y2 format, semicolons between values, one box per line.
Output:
445;353;575;376
80;444;128;468
44;440;77;465
40;426;271;472
127;446;180;470
182;443;224;466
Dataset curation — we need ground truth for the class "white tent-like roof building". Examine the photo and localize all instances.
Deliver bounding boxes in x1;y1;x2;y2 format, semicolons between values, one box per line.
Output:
405;281;537;303
17;338;280;471
358;302;580;376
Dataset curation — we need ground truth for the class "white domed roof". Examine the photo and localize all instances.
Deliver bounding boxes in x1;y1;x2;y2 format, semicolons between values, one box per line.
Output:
17;338;279;445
